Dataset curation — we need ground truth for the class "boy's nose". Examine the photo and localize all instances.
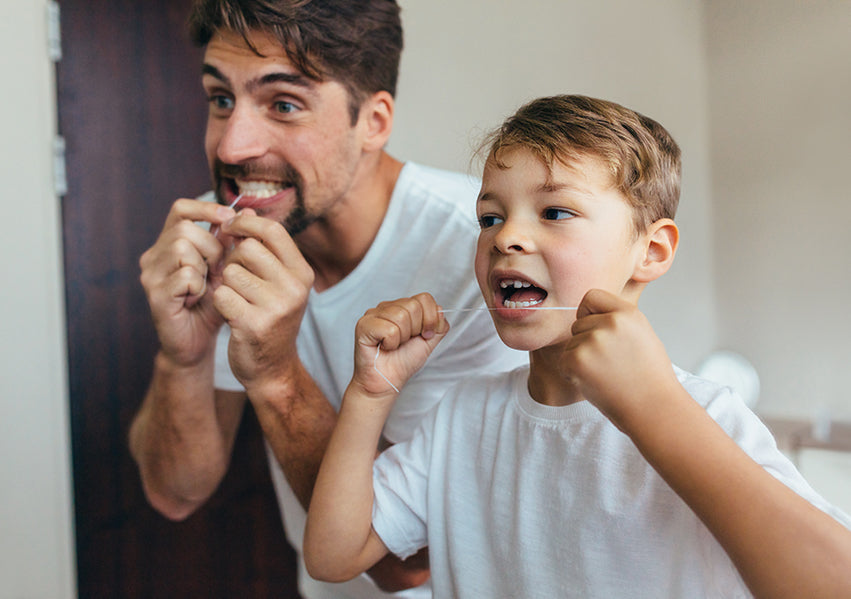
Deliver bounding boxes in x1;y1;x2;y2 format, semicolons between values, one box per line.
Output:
215;104;270;165
493;219;533;254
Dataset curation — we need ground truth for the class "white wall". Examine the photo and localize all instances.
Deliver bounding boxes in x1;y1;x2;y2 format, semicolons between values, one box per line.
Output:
0;2;77;598
705;0;851;420
391;0;718;370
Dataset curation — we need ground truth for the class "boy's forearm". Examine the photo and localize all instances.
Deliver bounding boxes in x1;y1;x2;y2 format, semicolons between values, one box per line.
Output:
304;384;395;582
625;386;851;598
129;350;240;520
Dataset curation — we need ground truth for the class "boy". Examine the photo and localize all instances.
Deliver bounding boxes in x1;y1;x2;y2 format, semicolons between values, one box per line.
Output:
303;95;851;597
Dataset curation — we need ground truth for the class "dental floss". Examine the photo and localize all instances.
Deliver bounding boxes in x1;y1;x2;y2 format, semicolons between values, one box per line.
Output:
439;306;577;313
201;194;245;297
373;305;578;391
373;346;401;393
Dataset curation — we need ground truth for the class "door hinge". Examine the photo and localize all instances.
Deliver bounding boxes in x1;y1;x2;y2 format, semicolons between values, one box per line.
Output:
47;1;62;62
53;135;68;197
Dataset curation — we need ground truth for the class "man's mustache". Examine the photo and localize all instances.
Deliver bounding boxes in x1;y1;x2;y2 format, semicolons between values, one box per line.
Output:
214;159;302;187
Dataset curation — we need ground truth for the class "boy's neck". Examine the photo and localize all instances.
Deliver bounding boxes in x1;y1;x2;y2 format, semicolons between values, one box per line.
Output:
527;347;585;407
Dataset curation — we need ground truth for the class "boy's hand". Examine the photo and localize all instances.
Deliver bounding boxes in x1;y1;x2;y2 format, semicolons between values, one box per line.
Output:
561;289;680;431
352;293;450;397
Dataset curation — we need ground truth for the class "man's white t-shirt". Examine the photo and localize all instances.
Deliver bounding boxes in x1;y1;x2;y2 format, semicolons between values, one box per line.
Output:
214;163;527;598
372;365;851;599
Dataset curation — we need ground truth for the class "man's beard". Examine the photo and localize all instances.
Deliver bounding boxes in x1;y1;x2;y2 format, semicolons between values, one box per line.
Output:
214;159;317;235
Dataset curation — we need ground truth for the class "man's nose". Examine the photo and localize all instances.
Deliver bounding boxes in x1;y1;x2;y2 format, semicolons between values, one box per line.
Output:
215;103;270;165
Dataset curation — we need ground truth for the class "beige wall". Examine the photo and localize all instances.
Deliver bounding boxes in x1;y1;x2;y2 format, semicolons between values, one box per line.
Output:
705;0;851;420
391;0;718;371
2;0;847;595
0;1;76;598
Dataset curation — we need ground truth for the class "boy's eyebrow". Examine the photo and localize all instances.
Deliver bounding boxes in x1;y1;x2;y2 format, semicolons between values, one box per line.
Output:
201;63;315;92
537;179;595;198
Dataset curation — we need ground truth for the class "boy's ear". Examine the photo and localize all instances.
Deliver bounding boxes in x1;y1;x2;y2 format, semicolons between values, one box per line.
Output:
632;218;679;283
360;90;394;152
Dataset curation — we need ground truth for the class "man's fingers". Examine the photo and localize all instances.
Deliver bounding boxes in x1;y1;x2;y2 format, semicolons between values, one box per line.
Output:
164;197;235;229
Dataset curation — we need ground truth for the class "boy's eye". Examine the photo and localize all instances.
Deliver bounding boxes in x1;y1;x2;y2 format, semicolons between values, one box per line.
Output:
478;214;504;229
543;208;575;221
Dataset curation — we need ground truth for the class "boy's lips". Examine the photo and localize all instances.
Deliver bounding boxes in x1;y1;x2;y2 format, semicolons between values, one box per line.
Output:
492;273;548;310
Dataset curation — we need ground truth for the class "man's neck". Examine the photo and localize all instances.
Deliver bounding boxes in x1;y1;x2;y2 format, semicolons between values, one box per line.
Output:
296;151;404;292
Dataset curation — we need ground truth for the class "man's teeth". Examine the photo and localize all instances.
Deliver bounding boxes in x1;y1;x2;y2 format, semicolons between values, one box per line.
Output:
236;180;286;199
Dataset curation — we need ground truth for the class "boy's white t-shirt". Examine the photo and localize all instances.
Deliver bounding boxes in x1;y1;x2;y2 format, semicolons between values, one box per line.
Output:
214;162;527;599
372;365;851;599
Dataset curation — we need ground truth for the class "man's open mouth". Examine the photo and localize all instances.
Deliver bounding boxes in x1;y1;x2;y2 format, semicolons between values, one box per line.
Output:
234;179;292;199
497;278;548;309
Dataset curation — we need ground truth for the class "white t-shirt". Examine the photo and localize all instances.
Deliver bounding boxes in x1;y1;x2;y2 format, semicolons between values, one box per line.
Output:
372;365;851;599
214;163;527;599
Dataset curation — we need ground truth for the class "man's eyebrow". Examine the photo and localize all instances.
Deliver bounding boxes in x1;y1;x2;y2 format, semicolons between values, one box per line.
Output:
202;63;230;86
201;63;314;92
254;71;313;90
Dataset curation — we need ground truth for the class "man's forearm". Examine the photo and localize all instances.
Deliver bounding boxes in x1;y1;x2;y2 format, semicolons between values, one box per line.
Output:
130;350;241;520
244;358;338;509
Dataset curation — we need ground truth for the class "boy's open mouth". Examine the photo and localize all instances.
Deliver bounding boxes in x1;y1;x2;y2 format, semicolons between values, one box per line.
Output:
498;278;548;309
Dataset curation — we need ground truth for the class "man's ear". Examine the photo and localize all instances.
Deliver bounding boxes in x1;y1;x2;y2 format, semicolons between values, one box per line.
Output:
632;218;679;283
359;90;394;152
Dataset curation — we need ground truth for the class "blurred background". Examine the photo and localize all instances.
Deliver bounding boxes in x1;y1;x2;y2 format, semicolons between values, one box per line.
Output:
2;0;849;597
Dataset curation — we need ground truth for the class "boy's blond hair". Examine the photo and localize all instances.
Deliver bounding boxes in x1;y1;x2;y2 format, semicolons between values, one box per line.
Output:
481;94;681;232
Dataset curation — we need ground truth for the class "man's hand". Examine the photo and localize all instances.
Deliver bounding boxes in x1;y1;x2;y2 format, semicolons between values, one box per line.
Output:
139;198;236;367
560;289;680;431
212;209;315;395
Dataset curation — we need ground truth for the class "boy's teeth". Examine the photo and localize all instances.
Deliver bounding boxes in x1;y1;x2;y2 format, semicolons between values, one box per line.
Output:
503;298;543;309
500;279;532;289
236;180;285;199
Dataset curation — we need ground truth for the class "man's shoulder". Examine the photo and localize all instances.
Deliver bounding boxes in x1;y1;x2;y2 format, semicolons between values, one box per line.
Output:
396;162;480;205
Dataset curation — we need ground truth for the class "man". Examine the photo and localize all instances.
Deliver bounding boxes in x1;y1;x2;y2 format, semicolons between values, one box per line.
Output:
129;1;525;598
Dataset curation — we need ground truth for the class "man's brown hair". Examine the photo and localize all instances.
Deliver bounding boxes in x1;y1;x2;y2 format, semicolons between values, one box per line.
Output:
481;94;681;231
189;0;403;124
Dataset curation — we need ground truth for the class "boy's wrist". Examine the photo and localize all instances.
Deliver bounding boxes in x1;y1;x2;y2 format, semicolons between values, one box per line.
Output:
341;382;398;425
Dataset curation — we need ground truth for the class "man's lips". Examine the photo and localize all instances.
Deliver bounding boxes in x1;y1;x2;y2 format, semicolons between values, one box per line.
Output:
222;179;295;211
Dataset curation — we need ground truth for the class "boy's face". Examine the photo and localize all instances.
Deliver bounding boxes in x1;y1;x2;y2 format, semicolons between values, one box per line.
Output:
475;147;647;351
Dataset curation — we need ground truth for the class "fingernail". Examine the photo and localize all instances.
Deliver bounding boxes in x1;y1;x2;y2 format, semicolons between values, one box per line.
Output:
216;206;235;219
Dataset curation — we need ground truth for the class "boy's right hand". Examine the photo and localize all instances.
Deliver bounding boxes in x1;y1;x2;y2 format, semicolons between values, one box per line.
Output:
139;198;236;368
351;293;450;398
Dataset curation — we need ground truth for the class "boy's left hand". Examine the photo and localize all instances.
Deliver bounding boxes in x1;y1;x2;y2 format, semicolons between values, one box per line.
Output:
561;289;681;431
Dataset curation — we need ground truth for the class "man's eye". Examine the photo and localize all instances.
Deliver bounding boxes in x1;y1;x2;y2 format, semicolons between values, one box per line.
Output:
543;208;575;221
274;101;297;114
478;214;504;229
208;95;234;111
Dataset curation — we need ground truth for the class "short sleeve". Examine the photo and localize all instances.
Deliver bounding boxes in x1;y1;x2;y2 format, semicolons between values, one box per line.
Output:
371;406;439;559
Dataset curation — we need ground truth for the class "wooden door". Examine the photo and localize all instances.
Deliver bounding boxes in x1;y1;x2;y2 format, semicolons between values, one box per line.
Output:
56;1;301;596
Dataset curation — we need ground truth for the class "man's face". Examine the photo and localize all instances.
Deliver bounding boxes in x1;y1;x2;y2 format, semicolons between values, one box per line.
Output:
202;30;365;234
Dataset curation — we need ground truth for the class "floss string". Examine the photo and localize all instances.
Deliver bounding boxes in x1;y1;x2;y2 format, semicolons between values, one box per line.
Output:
373;305;578;391
200;194;244;298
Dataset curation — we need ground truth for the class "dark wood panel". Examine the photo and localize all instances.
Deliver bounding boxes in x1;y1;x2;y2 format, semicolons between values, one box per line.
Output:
57;1;301;596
